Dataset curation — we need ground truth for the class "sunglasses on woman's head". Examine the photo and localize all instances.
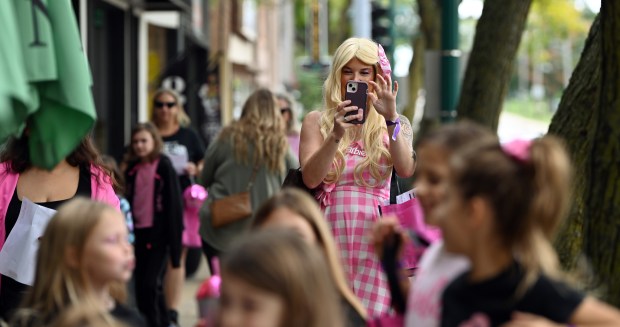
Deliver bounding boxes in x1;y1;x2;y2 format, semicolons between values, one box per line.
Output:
155;101;176;108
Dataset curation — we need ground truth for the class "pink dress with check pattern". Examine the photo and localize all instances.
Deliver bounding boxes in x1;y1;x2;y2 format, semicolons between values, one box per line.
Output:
316;138;392;317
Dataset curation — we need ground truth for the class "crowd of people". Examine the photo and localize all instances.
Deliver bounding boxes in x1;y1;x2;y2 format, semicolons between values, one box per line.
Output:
2;36;620;327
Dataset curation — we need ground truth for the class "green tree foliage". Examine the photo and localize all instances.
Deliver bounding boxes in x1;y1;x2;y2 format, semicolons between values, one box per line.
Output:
457;0;533;131
516;0;591;100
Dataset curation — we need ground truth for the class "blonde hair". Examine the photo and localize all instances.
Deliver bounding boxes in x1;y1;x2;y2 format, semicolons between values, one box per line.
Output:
450;136;572;293
252;188;368;320
12;198;126;326
218;88;289;173
222;230;344;327
320;38;391;187
151;88;191;127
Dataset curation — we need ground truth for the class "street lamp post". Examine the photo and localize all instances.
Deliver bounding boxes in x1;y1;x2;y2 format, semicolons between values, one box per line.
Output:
441;0;460;123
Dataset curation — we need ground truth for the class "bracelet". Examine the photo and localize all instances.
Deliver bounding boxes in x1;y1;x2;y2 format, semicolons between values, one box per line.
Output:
386;117;401;141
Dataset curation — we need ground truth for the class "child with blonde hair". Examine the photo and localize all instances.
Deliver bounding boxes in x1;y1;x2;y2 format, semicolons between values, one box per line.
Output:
217;230;344;327
253;188;367;326
11;198;144;327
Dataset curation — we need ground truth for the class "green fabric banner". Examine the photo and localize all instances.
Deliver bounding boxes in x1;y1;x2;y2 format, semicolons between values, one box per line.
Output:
1;0;97;170
0;1;33;143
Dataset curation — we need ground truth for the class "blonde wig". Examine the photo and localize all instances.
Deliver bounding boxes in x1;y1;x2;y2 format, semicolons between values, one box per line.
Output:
12;198;124;326
151;88;191;127
320;38;392;187
218;88;289;173
252;188;368;319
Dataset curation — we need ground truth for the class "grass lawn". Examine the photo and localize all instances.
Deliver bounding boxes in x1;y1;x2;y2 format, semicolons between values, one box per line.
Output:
503;98;555;123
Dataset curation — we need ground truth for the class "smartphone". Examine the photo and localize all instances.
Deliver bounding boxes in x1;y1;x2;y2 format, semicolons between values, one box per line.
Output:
344;80;368;124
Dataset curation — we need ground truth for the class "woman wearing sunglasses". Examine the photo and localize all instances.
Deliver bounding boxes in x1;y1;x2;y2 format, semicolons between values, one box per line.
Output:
276;93;301;161
150;88;205;326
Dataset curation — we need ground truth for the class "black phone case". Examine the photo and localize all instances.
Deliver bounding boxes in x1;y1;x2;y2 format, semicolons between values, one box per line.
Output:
344;81;368;124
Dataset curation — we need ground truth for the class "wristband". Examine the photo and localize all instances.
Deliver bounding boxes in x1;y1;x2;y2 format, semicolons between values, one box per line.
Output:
386;117;401;141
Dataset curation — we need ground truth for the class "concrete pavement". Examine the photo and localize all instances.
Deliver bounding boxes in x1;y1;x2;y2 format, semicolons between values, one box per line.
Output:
497;112;549;142
178;257;210;327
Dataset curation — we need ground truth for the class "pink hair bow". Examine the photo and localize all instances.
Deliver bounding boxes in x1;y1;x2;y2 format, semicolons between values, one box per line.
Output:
502;139;532;163
377;44;392;78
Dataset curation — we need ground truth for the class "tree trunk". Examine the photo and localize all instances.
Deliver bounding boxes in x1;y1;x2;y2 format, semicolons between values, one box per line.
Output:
329;0;352;54
457;0;532;132
583;0;620;306
402;33;425;123
403;0;441;124
548;15;600;273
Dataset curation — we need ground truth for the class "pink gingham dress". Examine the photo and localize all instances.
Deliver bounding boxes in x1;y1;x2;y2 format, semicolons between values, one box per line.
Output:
316;137;392;317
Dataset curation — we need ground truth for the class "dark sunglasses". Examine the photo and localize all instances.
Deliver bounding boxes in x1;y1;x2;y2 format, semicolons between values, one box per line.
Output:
155;101;176;108
280;108;291;114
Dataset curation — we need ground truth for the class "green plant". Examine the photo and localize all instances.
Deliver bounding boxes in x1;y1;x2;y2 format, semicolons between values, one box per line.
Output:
295;67;326;118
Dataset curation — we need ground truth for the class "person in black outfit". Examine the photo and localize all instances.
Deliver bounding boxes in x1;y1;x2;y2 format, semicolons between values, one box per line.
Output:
150;88;205;325
435;136;620;326
124;123;183;327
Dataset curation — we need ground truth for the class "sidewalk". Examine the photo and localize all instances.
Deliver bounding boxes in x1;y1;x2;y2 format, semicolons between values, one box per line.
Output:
178;257;210;327
497;112;550;142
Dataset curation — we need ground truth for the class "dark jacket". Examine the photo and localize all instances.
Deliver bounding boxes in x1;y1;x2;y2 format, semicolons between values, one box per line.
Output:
125;155;183;267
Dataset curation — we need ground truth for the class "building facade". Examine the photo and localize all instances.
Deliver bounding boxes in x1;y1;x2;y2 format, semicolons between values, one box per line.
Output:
72;0;294;160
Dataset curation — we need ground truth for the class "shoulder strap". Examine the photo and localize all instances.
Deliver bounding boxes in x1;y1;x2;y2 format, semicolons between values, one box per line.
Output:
389;168;401;204
246;163;260;191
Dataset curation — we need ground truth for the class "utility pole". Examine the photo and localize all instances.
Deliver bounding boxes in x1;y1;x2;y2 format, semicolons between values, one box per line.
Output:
351;0;371;38
441;0;460;122
304;0;329;70
388;0;396;66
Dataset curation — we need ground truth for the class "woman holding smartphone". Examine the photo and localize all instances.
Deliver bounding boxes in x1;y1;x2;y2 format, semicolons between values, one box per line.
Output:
299;37;416;317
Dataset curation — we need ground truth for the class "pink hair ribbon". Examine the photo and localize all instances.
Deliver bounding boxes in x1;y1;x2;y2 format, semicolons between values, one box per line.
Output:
502;139;532;163
377;44;392;78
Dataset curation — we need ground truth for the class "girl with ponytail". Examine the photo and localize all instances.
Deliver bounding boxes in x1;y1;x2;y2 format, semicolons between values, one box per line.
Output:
437;136;620;327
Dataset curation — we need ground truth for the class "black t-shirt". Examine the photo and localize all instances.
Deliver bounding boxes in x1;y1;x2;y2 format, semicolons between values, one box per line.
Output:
441;261;584;327
0;165;91;321
162;127;205;190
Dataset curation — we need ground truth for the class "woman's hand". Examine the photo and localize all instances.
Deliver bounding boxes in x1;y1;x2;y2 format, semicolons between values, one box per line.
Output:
333;99;363;139
368;74;399;120
185;162;198;176
369;216;408;261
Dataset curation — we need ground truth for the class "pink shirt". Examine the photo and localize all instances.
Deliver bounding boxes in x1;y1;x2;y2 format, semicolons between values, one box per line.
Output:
132;159;159;228
0;163;120;292
287;134;300;161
